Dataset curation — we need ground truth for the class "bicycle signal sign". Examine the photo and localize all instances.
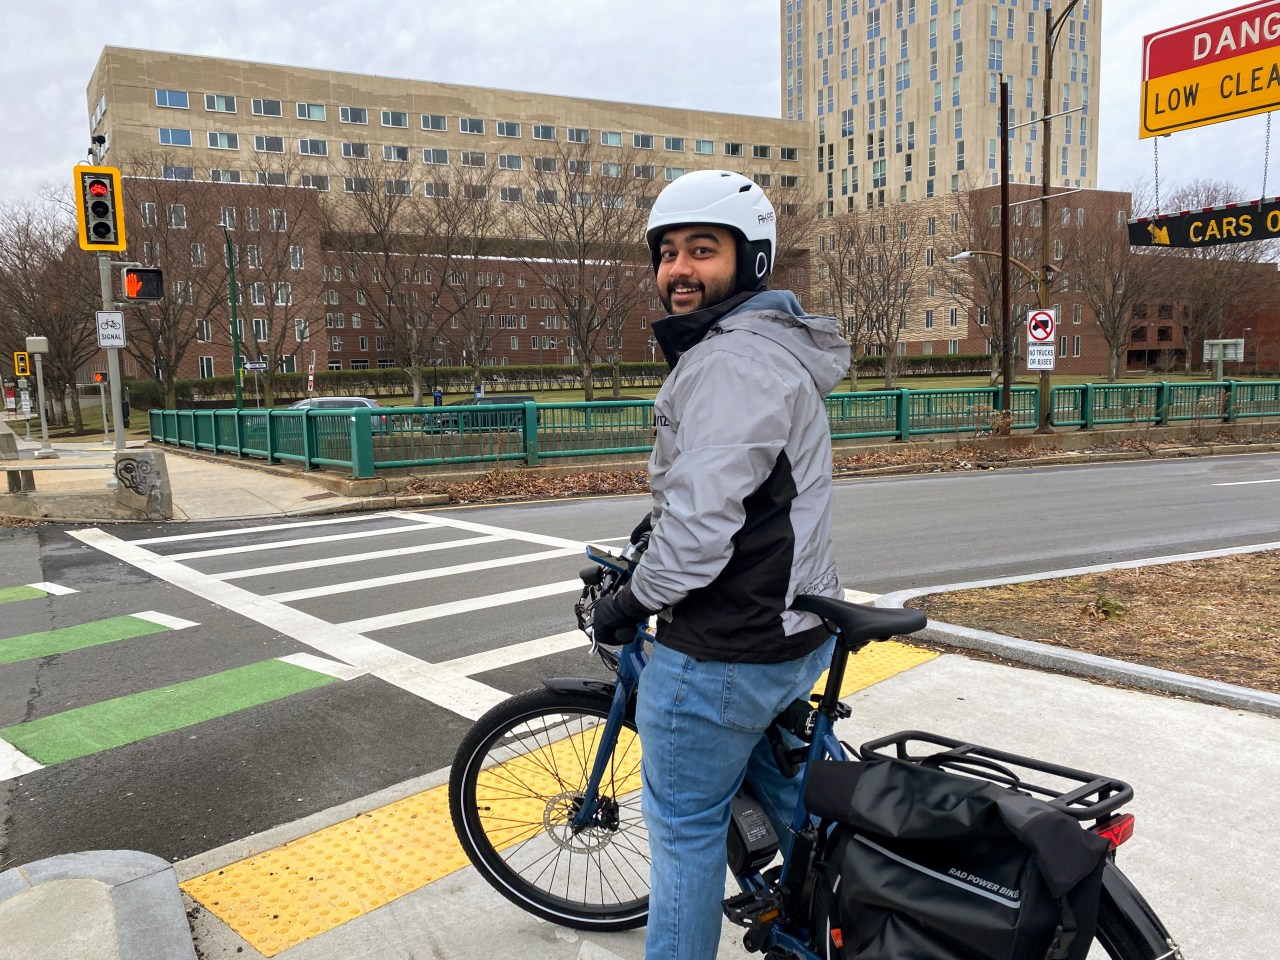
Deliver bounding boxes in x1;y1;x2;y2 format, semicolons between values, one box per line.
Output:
96;310;127;349
1027;309;1056;344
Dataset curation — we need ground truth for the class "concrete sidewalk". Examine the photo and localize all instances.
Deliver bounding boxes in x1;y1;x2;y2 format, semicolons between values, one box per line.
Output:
0;434;447;521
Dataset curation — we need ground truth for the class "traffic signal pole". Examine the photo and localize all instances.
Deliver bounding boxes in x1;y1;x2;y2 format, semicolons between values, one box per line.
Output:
99;253;126;451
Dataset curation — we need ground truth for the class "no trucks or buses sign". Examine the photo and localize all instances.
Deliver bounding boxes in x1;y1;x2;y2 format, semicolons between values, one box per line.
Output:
1142;1;1280;138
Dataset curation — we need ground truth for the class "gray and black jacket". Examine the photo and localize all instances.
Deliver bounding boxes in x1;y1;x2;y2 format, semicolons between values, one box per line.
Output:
627;289;851;663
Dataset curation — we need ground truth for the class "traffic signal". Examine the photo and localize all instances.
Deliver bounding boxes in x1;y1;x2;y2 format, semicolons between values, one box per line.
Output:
74;165;126;252
13;352;29;377
93;371;106;384
123;267;165;301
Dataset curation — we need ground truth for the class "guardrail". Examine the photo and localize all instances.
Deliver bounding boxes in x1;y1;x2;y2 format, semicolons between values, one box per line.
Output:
149;380;1280;478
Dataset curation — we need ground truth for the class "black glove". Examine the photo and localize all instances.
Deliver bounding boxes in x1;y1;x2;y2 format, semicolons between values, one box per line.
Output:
591;584;650;646
630;513;653;545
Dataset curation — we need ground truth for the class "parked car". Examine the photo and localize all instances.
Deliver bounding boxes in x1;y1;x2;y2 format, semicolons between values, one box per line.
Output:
426;395;538;433
287;396;390;432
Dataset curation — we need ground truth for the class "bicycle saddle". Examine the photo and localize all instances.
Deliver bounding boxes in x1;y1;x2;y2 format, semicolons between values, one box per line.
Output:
792;595;927;648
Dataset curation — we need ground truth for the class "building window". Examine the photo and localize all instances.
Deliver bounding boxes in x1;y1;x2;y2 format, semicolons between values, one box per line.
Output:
275;282;292;306
633;133;654;149
601;130;623;147
753;144;772;159
190;242;206;266
535;156;557;173
500;186;523;203
499;154;523;170
461;151;486;167
254;135;284;153
535;189;558;205
423;181;448;198
253;318;269;342
664;136;685;151
602;162;622;177
383;144;410;162
167;203;187;228
163;165;194;180
299;138;327;156
196;319;212;342
533;124;555;141
155;89;189;109
340;105;368;124
297;102;326;121
159;128;192;147
460;117;485;134
381;109;408;127
497;120;521;137
385;179;411;196
300;173;329;191
634;164;655;180
295;318;310;342
344;177;372;194
567;127;589;143
422;113;447;131
251;281;266;305
423;147;448;164
207;131;239;150
780;147;799;161
465;184;489;201
343;142;370;160
723;142;744;157
173;281;192;304
289;245;305;269
330;338;342;353
665;167;685;181
211;168;242;183
205;94;236;113
252;98;283;117
199;356;214;378
270;209;287;231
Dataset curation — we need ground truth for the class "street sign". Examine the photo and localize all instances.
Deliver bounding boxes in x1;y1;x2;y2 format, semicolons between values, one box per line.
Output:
96;310;126;348
1027;309;1056;344
1141;1;1280;138
1027;344;1057;370
1204;338;1245;361
1128;197;1280;247
242;361;269;371
19;389;31;417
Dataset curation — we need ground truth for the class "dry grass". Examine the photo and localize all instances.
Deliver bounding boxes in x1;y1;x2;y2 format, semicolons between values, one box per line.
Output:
911;552;1280;694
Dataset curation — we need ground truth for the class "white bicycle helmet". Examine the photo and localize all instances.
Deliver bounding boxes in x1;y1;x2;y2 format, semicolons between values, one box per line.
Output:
645;170;776;292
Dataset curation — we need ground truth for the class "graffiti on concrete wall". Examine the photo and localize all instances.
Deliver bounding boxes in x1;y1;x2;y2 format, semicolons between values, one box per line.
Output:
114;456;158;497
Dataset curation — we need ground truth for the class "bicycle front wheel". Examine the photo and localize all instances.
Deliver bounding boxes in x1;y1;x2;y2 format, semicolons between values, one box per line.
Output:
448;687;650;931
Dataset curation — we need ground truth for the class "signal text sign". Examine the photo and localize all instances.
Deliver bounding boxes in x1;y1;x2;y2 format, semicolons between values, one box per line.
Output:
1128;197;1280;247
1141;1;1280;138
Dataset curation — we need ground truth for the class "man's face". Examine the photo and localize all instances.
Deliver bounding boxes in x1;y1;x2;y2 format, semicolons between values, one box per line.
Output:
656;225;737;315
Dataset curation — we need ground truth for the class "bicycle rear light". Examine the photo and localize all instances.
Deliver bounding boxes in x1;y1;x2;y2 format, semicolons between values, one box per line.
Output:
1091;813;1135;849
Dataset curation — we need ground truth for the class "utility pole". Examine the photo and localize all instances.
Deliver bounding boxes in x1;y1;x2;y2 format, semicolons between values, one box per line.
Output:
223;228;244;408
97;256;127;451
1037;0;1083;433
999;74;1013;420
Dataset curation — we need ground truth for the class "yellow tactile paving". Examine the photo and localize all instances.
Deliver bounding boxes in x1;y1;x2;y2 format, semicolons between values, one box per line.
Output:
182;640;935;956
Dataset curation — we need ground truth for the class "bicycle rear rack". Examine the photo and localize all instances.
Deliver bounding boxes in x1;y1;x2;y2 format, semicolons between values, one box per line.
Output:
859;730;1134;820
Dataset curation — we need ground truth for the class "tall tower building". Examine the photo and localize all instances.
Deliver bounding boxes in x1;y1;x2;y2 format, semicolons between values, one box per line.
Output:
781;0;1101;214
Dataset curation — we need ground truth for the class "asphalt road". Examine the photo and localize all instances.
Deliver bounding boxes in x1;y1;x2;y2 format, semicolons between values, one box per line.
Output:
0;452;1276;871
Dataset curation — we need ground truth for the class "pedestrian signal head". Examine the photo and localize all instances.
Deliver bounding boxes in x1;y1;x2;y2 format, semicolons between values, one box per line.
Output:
123;267;164;301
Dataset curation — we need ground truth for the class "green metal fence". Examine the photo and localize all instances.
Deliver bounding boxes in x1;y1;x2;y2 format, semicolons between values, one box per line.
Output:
149;381;1280;478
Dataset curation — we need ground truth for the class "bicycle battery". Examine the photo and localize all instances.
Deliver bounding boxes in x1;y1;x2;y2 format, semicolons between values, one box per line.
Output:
727;784;780;874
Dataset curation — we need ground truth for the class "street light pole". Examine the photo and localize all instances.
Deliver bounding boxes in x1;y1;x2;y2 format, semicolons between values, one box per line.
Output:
222;227;244;409
999;74;1013;419
1037;0;1083;433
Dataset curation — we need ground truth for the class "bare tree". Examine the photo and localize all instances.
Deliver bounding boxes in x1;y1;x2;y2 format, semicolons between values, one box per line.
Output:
120;154;233;407
1160;179;1280;374
233;156;326;405
0;199;101;429
512;140;656;400
813;221;873;388
419;156;509;391
323;154;438;404
1063;191;1172;382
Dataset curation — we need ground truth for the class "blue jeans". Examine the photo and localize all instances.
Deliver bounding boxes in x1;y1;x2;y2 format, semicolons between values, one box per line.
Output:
635;636;836;960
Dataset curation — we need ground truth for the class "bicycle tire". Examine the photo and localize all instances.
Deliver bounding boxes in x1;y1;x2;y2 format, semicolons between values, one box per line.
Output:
449;687;650;931
1091;861;1182;959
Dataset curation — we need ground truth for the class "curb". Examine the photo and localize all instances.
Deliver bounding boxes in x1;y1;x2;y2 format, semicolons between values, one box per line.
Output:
0;850;196;960
876;541;1280;718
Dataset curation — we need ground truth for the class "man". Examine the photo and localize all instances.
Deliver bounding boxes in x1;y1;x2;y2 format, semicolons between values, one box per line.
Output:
590;170;851;959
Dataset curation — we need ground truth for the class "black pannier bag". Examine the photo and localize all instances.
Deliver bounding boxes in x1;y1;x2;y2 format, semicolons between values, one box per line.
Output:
804;758;1110;960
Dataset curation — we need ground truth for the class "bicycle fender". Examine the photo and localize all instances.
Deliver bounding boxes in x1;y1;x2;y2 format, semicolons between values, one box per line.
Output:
1100;861;1181;955
542;676;618;700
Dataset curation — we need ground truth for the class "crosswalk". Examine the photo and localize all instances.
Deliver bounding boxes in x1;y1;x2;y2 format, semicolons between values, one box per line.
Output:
2;509;885;784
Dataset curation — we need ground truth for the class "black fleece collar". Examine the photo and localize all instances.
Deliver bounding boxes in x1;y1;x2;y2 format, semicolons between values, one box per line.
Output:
650;290;761;369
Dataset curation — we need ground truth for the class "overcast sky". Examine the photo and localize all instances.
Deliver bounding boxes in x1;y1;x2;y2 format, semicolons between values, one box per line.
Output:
1;0;1269;210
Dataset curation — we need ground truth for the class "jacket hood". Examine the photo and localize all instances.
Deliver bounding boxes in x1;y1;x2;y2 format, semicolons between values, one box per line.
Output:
720;290;851;396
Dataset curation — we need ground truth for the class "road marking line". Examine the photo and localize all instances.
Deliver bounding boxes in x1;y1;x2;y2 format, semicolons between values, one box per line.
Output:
438;629;588;676
212;534;503;580
27;581;77;596
134;611;199;630
341;579;584;634
1213;478;1280;486
72;529;510;720
132;512;405;545
392;510;589;550
168;523;434;561
0;614;192;666
270;547;581;603
277;653;367;680
0;659;339;766
0;739;43;781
